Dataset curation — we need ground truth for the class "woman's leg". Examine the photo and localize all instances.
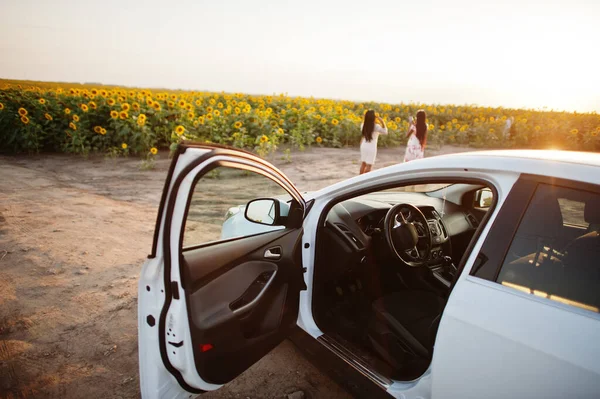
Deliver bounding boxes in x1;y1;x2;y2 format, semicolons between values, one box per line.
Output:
359;162;366;174
364;163;373;173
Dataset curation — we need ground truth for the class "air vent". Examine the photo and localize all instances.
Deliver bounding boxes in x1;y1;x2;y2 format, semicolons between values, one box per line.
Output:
334;223;364;249
335;223;350;232
466;214;479;228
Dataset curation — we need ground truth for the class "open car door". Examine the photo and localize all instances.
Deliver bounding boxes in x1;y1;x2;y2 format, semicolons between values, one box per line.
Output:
138;144;307;398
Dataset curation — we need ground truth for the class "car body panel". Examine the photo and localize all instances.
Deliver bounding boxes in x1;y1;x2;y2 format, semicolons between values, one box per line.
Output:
139;146;600;398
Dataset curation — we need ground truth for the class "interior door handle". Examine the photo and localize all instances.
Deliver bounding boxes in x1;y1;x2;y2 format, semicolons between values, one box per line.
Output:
264;247;281;260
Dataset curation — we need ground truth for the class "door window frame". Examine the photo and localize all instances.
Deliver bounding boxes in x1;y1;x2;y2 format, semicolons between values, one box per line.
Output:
310;175;500;386
157;146;306;392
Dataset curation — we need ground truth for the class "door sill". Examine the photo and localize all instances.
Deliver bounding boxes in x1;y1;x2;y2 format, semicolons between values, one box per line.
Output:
317;334;393;389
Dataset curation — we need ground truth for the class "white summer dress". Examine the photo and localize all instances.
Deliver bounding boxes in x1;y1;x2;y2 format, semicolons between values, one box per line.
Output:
360;123;388;165
403;133;425;162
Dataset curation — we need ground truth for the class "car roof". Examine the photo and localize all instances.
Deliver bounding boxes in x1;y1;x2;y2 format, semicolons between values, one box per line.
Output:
433;149;600;168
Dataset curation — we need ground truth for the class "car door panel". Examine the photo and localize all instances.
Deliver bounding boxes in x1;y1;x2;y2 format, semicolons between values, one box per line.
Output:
181;229;290;289
182;228;304;385
435;174;600;398
139;145;307;397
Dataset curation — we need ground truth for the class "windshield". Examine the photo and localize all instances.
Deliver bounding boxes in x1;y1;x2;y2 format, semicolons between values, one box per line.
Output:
380;183;454;193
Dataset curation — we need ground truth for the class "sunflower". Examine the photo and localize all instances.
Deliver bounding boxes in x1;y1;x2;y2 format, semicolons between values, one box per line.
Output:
592;131;599;137
217;102;224;109
94;126;102;133
21;115;30;124
316;136;323;144
277;128;284;135
331;119;339;126
175;125;185;136
489;128;496;134
234;107;241;114
121;103;131;112
110;110;119;119
150;147;158;155
170;94;177;101
39;98;46;105
0;102;4;110
187;111;194;119
88;101;97;110
209;98;216;105
137;114;146;126
72;114;80;122
270;120;278;127
185;103;193;111
321;118;327;124
107;98;116;106
91;89;98;96
206;113;213;121
132;102;140;111
64;108;71;114
100;128;107;135
18;108;28;116
178;100;186;107
69;122;77;130
260;135;269;143
570;128;579;135
152;102;161;111
206;106;213;113
234;121;242;129
214;110;221;117
119;111;128;119
45;113;53;121
279;119;284;125
122;143;128;149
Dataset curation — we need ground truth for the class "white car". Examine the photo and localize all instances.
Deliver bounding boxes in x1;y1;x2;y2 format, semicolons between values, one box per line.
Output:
138;144;600;399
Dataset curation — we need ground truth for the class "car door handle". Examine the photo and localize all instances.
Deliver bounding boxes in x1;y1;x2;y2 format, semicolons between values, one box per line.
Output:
264;247;281;260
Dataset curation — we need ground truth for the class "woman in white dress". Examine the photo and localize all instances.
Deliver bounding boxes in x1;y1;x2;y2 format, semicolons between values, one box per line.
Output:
403;109;427;163
359;110;388;174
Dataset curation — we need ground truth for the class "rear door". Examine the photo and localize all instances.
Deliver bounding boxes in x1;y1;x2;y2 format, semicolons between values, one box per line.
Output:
432;174;600;398
138;144;307;398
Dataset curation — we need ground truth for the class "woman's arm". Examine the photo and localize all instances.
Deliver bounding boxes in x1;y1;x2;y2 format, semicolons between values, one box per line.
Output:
376;117;389;134
406;124;415;138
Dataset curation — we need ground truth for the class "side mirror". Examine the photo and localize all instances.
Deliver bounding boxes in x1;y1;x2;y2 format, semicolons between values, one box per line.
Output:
475;188;493;208
245;198;281;226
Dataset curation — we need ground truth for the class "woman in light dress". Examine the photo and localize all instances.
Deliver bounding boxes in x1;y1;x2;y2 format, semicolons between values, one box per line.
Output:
403;109;427;163
359;110;388;174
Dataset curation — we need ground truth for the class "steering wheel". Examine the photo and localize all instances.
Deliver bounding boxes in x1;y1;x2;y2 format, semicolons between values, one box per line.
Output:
384;203;432;267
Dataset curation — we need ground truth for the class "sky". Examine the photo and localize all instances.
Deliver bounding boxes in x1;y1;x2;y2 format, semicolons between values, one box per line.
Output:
1;0;599;112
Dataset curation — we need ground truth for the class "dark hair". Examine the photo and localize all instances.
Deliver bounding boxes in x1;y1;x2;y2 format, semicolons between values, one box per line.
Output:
362;110;375;142
415;109;427;147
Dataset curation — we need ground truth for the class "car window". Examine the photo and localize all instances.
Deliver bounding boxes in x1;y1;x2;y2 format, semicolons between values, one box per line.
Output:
496;183;600;313
183;165;290;248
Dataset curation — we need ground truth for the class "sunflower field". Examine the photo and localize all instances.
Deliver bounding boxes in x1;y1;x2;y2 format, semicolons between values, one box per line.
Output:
1;79;599;158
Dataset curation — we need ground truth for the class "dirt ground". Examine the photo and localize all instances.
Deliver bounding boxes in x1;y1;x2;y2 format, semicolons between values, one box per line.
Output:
0;145;474;399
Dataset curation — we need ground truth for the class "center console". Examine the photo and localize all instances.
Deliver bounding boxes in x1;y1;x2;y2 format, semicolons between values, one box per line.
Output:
420;207;454;287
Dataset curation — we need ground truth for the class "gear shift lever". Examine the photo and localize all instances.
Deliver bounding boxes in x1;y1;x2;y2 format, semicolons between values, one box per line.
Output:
441;256;457;280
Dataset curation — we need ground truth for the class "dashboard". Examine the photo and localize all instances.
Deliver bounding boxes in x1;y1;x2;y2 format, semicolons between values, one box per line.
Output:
323;190;482;271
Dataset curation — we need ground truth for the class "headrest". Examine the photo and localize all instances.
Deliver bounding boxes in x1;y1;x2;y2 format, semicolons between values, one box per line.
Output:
584;196;600;224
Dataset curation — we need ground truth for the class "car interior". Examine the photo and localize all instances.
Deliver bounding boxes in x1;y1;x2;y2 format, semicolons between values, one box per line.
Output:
312;182;495;381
